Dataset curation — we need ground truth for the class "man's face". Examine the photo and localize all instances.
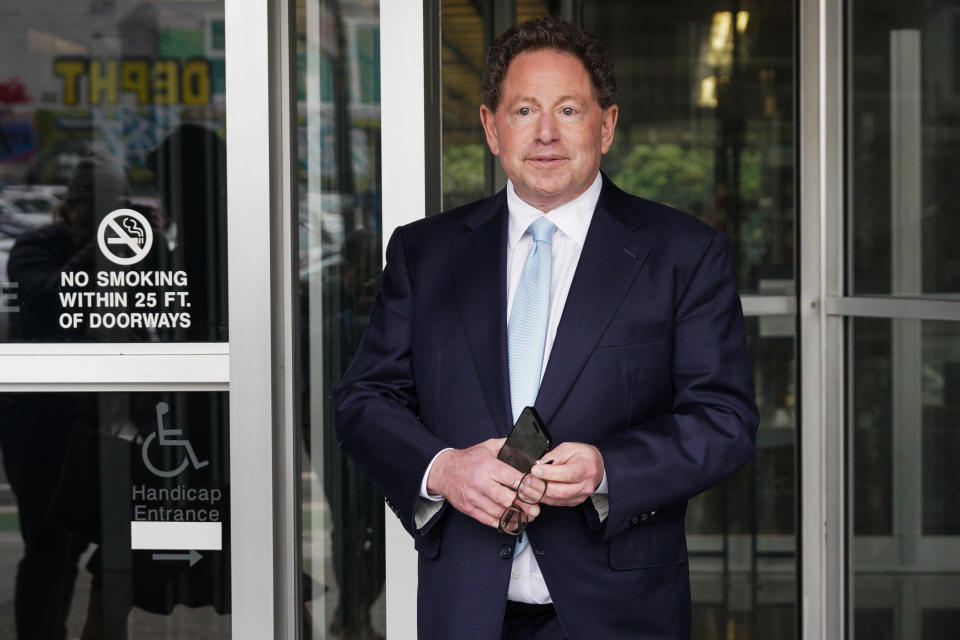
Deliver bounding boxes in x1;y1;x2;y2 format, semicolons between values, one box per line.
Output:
480;49;618;212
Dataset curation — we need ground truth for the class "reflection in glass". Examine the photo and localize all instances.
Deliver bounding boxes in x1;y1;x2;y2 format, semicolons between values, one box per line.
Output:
686;315;796;639
586;2;794;295
850;318;960;639
847;2;960;636
0;392;230;639
922;322;960;536
849;0;960;297
852;318;893;536
441;0;488;210
0;1;228;343
296;1;385;638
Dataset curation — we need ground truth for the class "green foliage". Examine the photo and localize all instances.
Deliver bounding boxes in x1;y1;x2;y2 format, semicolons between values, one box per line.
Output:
442;143;486;196
606;143;713;214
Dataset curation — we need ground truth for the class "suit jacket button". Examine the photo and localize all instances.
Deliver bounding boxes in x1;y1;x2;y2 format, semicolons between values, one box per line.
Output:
630;516;640;526
498;544;513;560
640;513;650;522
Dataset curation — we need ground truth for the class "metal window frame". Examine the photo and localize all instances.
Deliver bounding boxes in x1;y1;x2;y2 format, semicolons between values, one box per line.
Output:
226;0;298;636
798;0;847;637
0;344;229;390
825;296;960;321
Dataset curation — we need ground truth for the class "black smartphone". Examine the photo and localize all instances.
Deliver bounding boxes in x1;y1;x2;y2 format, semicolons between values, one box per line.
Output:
497;406;552;473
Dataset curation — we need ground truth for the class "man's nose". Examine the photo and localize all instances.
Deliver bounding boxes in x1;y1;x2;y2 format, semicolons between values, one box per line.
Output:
535;113;560;144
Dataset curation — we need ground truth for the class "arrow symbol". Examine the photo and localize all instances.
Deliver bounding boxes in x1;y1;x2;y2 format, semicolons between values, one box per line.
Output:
152;550;202;567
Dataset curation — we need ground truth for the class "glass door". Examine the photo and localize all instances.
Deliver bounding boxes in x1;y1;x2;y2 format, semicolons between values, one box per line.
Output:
0;0;278;638
294;1;386;638
844;1;960;637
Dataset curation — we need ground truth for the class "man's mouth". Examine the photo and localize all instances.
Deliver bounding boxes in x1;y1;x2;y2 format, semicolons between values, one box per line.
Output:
527;156;566;166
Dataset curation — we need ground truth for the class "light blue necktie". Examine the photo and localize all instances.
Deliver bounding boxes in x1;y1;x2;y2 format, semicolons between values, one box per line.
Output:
508;216;556;554
508;216;557;422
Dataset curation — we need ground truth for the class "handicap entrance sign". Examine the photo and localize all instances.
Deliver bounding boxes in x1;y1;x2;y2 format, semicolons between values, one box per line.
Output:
141;402;209;478
131;401;222;559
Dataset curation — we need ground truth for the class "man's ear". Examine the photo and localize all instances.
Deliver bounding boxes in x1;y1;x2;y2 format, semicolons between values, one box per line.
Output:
600;104;619;155
479;104;500;157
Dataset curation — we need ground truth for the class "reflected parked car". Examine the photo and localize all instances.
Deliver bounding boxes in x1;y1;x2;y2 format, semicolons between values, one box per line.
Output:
0;228;17;339
0;186;64;230
298;191;348;280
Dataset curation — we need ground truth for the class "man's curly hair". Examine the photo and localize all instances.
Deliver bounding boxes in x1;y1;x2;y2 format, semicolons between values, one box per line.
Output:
481;16;617;111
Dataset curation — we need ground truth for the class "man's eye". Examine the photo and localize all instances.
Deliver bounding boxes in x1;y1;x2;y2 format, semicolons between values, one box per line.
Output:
517;107;531;116
561;107;576;116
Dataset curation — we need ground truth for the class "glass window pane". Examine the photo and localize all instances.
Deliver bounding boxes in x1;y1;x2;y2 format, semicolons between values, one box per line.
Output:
0;391;230;638
848;0;960;297
0;1;228;342
922;321;960;536
687;316;797;639
924;610;960;640
581;3;797;636
852;318;893;535
850;318;960;639
441;1;796;294
584;3;795;295
296;1;385;638
441;0;488;210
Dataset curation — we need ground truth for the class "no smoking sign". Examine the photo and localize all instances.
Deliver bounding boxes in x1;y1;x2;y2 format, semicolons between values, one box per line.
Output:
97;209;154;266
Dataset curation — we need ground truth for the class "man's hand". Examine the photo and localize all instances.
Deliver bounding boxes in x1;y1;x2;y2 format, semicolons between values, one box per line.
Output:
531;442;605;507
426;438;540;529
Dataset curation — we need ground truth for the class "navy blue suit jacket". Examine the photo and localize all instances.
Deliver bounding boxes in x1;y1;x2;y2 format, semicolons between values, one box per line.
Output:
333;175;758;639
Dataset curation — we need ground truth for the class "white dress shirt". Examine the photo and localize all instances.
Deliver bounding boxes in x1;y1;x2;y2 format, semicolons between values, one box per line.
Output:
417;172;609;604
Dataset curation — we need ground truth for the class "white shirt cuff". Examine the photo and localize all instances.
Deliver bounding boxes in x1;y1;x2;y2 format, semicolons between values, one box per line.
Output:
415;448;452;530
590;470;609;521
419;447;453;500
595;470;608;494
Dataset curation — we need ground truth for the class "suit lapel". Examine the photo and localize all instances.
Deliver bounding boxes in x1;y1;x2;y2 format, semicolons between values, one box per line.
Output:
452;193;513;436
534;185;652;426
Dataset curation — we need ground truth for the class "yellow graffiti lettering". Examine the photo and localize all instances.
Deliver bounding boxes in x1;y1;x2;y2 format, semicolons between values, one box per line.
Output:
181;60;211;105
121;60;150;104
153;60;179;104
53;59;86;106
89;60;118;105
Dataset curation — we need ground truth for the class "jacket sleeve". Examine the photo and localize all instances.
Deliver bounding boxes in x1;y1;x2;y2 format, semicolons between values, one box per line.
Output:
597;232;758;540
332;226;450;536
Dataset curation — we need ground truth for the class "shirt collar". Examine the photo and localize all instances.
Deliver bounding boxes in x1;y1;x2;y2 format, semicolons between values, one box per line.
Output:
506;172;602;249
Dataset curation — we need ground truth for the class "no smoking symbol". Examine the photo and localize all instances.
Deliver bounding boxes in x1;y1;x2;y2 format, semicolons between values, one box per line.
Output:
97;209;154;266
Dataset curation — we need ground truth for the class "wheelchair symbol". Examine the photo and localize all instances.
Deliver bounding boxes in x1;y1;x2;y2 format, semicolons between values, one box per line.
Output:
141;402;209;478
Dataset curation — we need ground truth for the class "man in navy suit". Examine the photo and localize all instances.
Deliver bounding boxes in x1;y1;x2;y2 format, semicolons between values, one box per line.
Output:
334;17;757;640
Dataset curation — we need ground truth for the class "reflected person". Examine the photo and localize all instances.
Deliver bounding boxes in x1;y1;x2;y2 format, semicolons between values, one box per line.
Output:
145;124;228;341
6;153;129;340
0;153;129;640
